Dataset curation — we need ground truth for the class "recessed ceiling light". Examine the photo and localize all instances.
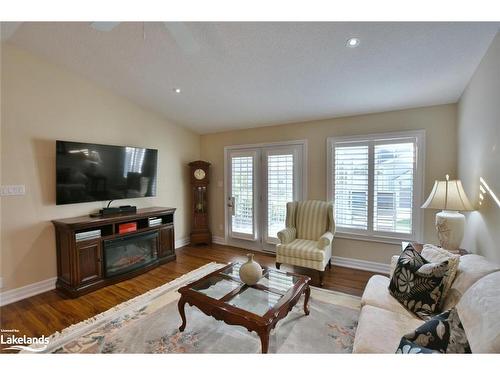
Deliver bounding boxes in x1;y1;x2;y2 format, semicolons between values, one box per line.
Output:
346;37;360;48
173;88;181;94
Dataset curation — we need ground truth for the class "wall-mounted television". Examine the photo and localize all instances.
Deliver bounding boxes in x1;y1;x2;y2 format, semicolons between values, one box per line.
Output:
56;140;158;205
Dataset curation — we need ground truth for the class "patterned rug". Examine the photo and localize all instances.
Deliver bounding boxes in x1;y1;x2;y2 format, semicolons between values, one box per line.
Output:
24;263;361;353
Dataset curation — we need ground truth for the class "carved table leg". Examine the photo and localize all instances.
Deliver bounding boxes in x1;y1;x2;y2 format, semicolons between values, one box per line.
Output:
303;284;311;316
258;328;271;354
178;296;188;332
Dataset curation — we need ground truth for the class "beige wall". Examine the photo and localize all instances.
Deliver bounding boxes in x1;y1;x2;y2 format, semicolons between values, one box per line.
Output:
458;32;500;263
0;39;468;292
201;104;457;264
0;44;200;291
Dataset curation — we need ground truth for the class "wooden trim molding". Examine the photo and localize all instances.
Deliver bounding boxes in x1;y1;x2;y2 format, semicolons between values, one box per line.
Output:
175;237;190;249
0;277;57;307
331;256;390;275
0;236;189;307
212;235;389;275
212;235;227;245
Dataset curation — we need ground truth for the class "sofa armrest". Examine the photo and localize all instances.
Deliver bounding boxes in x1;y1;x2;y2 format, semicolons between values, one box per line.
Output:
318;231;334;249
277;227;296;244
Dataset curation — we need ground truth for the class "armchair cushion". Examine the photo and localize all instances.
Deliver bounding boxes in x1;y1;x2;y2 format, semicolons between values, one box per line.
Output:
276;239;326;262
277;227;296;244
276;200;335;273
318;231;334;248
296;201;330;240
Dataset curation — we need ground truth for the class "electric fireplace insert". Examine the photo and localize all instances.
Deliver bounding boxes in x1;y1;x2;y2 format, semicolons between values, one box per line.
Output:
104;231;158;277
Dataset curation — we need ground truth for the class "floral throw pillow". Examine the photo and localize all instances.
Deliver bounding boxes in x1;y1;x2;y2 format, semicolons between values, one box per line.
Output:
389;244;449;319
397;308;471;354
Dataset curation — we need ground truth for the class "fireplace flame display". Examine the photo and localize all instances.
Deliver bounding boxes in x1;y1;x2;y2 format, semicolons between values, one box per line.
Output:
104;232;158;277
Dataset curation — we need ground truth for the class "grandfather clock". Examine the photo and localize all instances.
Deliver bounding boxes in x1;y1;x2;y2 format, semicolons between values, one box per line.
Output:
189;160;212;245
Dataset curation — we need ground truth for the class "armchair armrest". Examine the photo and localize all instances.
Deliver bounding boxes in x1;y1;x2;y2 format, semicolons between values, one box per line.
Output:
277;227;296;244
318;231;334;249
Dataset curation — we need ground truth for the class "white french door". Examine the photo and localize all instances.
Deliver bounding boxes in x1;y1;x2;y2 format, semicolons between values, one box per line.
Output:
225;141;306;252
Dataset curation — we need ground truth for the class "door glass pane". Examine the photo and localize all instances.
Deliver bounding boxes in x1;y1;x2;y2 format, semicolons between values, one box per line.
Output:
267;154;294;238
231;156;254;235
374;142;414;233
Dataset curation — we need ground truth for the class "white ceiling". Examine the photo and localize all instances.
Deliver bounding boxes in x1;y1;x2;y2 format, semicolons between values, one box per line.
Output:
3;22;499;134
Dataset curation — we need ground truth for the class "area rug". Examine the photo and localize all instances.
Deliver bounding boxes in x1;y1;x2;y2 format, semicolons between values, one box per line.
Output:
24;263;361;353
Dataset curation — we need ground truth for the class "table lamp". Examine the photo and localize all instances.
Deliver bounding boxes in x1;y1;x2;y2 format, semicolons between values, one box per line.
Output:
421;175;474;251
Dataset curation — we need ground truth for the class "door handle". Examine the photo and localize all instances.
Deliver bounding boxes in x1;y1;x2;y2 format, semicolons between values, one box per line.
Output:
227;197;235;215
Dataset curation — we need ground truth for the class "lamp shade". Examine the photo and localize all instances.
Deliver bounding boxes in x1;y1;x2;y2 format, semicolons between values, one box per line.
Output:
421;179;474;211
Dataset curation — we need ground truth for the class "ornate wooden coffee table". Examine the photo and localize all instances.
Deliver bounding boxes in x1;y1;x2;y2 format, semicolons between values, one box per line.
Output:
177;263;311;353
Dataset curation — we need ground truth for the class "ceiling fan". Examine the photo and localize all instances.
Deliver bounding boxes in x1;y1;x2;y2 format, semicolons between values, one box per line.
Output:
90;22;200;54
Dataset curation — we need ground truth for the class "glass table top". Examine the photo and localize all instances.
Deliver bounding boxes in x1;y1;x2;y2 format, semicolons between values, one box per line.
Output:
220;262;242;280
227;287;282;316
189;263;302;316
190;275;242;300
257;268;300;294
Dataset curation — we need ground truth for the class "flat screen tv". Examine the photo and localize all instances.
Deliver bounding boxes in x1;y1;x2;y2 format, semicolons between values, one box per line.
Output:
56;140;158;205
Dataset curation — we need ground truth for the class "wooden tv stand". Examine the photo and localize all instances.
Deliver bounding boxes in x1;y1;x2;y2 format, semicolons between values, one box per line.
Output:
52;207;176;298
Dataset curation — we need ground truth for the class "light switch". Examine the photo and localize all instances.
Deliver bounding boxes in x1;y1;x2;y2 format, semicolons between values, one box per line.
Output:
217;180;223;188
0;185;26;196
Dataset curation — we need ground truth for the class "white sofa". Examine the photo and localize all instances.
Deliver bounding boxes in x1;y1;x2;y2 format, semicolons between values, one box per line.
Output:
353;254;500;353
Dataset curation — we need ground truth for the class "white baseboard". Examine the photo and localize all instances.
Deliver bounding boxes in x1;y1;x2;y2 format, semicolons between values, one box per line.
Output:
1;237;190;307
212;236;389;274
332;256;390;275
0;239;387;307
212;235;227;245
0;277;57;307
175;237;190;249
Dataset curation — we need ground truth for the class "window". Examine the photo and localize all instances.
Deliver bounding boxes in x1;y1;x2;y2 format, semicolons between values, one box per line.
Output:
231;155;254;235
267;153;294;238
334;145;369;230
327;131;425;242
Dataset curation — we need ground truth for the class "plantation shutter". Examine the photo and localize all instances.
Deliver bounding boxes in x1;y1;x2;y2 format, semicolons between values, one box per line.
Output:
374;142;415;234
231;155;254;236
333;144;369;230
329;131;423;241
266;153;294;238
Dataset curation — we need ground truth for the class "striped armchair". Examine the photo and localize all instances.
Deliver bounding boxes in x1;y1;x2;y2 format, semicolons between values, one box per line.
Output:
276;200;335;286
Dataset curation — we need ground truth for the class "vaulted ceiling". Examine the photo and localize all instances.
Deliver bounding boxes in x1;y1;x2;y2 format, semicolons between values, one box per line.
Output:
3;22;499;133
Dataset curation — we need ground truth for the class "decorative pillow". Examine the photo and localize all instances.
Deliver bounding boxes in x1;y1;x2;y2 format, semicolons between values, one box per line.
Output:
389;244;449;319
396;338;437;354
390;254;399;278
400;307;471;353
421;244;460;308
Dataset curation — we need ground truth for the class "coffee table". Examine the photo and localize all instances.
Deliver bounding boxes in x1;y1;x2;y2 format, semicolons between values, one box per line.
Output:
177;263;311;353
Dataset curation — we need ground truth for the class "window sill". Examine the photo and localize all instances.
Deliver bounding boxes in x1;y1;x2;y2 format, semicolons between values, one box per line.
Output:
335;232;414;246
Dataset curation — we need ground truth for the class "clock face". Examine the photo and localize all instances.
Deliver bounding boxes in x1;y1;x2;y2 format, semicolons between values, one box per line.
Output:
194;168;206;180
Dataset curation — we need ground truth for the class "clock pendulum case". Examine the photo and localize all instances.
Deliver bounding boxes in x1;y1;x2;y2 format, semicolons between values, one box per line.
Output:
188;160;212;245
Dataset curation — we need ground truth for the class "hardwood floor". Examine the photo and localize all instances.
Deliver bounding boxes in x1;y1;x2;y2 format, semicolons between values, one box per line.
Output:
0;243;377;346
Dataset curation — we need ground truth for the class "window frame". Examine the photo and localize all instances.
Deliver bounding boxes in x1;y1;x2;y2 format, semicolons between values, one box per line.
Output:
326;130;425;244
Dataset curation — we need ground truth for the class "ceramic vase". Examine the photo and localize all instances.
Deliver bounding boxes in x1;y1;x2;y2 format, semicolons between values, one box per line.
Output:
436;210;465;250
239;253;263;285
